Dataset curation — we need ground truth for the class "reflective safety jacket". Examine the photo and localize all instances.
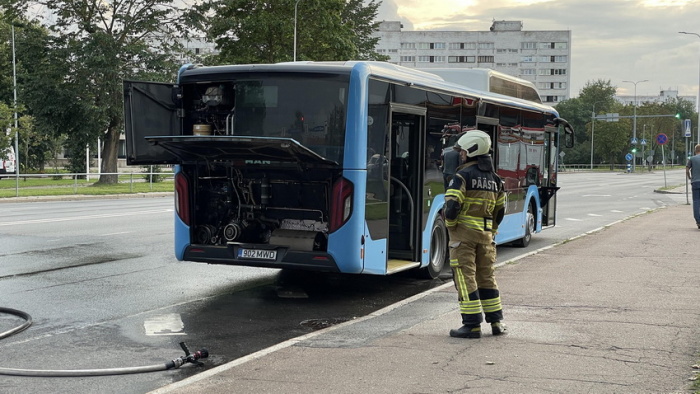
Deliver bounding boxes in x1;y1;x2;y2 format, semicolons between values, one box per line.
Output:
445;161;505;244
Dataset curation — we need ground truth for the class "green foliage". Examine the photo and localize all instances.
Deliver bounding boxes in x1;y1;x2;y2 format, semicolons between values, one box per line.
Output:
556;79;698;166
1;0;192;182
142;165;165;183
202;0;387;65
0;101;12;149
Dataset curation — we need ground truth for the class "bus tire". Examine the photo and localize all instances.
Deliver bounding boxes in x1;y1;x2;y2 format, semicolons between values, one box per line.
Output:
514;202;534;248
417;216;448;279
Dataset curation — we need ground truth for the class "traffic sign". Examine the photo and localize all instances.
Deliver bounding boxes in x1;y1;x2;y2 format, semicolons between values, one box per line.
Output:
685;119;692;137
640;139;647;146
625;153;633;161
656;133;668;145
631;138;638;145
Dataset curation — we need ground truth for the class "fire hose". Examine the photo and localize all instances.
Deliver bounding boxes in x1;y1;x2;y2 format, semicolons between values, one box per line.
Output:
0;307;209;377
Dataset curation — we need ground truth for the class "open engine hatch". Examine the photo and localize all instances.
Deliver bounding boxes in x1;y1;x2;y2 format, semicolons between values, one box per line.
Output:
146;135;339;167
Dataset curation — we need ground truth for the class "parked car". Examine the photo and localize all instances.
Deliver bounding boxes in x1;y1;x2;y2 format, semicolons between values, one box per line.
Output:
0;146;16;176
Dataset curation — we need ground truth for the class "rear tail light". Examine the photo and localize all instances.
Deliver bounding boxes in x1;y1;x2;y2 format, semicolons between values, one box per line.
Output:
175;172;190;226
329;177;353;233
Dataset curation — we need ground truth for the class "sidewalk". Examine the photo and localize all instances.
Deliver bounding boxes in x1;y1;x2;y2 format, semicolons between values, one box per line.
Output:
153;199;700;393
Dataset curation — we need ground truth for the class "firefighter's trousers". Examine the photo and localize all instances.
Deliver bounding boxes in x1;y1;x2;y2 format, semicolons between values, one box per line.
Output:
450;237;503;326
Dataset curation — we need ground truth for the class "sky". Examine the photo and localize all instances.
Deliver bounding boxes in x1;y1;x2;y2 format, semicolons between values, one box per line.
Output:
374;0;700;102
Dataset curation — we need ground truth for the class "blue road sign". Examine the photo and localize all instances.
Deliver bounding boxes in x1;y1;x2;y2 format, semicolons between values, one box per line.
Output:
640;139;647;145
656;133;668;145
625;153;633;161
631;138;638;145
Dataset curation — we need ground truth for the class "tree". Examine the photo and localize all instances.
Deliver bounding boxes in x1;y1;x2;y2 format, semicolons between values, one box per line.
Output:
1;0;194;182
555;79;617;165
202;0;388;65
0;101;12;150
593;118;631;169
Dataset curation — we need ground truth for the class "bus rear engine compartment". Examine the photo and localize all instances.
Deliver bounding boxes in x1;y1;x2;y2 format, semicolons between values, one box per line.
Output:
188;163;334;253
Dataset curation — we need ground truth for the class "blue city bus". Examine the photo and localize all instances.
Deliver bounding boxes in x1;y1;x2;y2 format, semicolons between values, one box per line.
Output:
124;61;573;279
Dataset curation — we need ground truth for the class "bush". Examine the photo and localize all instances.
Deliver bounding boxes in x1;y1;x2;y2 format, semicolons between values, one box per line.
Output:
142;165;165;183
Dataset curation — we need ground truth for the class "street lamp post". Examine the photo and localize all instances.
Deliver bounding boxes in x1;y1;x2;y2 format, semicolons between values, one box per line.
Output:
622;79;648;173
679;31;700;145
590;101;604;170
294;0;302;62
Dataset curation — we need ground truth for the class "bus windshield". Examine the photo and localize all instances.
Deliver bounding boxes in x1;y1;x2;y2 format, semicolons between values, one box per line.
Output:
182;73;349;164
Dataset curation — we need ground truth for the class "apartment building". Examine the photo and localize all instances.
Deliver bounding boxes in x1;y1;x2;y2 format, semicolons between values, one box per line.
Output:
373;20;571;105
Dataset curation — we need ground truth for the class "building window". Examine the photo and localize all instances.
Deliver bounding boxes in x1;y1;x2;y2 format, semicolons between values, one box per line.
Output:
521;56;535;63
431;42;446;50
417;42;429;49
553;56;567;62
400;56;415;62
388;49;398;53
448;56;476;63
521;42;537;49
433;56;445;63
478;42;494;50
541;68;567;75
477;56;494;63
539;82;567;89
544;95;566;102
450;42;479;50
521;68;536;75
400;42;415;49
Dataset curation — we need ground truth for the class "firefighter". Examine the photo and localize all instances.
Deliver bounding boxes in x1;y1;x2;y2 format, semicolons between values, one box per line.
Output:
445;130;507;338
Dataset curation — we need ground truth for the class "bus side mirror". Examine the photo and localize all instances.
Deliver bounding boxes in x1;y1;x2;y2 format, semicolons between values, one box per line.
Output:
555;117;575;148
564;127;574;148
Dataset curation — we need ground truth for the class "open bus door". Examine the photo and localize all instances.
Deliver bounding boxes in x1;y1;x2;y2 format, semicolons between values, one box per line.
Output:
386;104;426;274
123;81;181;165
541;117;574;227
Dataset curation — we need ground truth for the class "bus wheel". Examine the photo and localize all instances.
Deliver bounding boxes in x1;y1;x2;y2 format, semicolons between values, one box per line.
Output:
514;203;535;248
417;216;448;279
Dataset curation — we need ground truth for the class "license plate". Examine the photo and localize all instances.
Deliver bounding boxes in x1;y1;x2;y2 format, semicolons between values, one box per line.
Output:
238;248;277;260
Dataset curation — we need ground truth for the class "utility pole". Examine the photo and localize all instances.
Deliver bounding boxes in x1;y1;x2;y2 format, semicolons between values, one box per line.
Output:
622;80;648;173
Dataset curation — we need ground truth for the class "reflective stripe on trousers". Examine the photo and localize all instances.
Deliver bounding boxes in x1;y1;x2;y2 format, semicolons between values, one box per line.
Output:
450;237;503;325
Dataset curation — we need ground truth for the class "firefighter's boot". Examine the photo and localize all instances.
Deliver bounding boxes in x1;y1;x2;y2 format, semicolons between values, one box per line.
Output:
491;321;507;336
449;324;481;338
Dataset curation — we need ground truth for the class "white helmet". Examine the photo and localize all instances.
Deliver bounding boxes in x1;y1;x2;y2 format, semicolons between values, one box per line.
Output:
457;130;491;157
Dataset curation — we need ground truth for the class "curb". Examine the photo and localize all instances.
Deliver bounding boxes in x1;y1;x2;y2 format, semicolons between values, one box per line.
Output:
0;192;173;203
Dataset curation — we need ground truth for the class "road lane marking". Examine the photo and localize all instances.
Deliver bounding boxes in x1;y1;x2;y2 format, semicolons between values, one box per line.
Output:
144;314;187;336
587;214;603;217
0;209;173;226
98;232;131;236
565;218;583;221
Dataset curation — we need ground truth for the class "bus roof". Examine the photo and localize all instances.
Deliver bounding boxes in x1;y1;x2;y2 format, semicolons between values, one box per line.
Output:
179;61;559;117
416;68;542;103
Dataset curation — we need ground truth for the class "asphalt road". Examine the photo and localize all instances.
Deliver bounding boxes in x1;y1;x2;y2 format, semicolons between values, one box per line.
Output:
0;169;690;393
